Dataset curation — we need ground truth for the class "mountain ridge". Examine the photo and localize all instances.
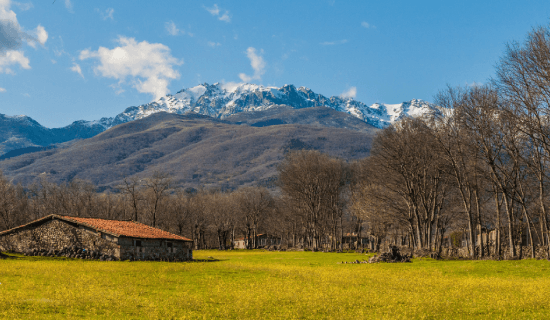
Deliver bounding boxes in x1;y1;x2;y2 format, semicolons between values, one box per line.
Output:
0;82;439;156
105;82;438;130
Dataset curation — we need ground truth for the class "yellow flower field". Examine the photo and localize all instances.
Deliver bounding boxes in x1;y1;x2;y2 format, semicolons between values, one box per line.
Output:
1;250;549;319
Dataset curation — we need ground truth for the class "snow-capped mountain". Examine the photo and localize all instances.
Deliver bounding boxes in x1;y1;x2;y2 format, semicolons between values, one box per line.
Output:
0;82;439;157
99;83;438;130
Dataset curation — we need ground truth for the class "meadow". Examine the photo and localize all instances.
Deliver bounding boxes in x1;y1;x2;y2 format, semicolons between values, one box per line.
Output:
1;250;550;319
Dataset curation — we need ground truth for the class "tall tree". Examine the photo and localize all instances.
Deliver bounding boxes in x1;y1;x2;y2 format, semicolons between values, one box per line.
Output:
143;172;172;228
494;24;550;257
361;117;451;250
118;176;143;222
278;150;347;251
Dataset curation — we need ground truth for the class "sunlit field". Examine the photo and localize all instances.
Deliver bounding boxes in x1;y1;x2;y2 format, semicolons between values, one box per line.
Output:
1;250;550;319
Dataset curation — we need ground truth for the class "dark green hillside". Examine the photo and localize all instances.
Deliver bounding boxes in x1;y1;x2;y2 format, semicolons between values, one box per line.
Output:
0;112;376;189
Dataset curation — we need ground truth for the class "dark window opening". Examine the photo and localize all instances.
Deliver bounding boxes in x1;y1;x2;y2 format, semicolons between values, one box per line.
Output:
167;242;173;248
135;240;142;247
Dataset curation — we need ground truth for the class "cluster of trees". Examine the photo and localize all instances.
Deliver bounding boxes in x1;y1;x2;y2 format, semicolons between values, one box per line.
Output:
353;25;550;259
0;156;361;251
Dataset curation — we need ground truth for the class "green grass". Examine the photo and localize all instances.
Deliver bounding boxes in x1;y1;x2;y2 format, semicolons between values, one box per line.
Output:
1;250;549;319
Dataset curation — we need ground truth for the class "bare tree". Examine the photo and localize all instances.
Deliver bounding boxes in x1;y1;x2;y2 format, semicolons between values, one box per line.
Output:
360;117;452;251
236;187;273;249
494;25;550;257
435;86;494;258
278;150;348;251
118;176;143;222
143;172;172;227
0;172;28;231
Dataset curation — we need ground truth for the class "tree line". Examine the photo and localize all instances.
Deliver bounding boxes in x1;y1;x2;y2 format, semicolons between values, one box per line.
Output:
353;24;550;259
0;159;359;252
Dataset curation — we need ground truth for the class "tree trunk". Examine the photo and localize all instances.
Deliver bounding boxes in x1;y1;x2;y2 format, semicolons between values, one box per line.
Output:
522;206;535;259
502;195;516;258
474;190;484;258
494;191;502;260
539;179;550;259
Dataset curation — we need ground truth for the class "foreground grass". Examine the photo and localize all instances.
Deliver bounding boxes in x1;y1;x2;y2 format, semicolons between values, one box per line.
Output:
1;250;549;319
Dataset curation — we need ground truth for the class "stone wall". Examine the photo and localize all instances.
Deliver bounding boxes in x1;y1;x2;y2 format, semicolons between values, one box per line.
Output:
0;219;119;257
0;217;194;261
119;239;193;261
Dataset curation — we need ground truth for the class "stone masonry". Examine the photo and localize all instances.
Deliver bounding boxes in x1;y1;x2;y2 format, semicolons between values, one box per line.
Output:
0;215;193;261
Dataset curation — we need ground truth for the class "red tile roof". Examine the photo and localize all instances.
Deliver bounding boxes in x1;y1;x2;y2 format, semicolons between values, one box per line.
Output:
0;214;192;242
59;215;192;241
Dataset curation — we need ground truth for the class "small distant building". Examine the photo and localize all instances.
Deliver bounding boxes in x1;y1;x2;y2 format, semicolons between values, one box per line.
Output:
234;234;281;249
234;238;247;249
0;214;193;261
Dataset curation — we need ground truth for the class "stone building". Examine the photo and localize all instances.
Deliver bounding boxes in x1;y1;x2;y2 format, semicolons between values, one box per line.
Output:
0;214;193;261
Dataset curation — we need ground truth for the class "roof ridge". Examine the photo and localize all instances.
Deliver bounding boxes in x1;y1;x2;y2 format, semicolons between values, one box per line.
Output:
60;214;134;222
0;214;191;242
59;215;192;241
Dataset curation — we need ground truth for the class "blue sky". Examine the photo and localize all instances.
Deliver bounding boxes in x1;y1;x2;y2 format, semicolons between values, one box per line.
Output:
1;0;550;127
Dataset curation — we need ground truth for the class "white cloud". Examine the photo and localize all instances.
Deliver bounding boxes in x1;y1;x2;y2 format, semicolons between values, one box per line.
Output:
0;50;30;74
0;87;6;92
100;8;114;20
0;0;17;21
207;41;221;48
0;0;47;74
35;25;48;45
238;47;266;82
205;4;231;23
205;4;220;16
27;24;47;48
361;21;376;29
0;0;27;52
340;86;357;99
70;62;84;78
13;1;33;10
220;81;242;92
79;36;183;99
165;21;181;36
320;39;348;46
219;12;230;22
64;0;73;13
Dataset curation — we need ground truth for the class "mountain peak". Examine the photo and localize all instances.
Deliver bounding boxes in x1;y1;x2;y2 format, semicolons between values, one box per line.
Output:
103;83;439;130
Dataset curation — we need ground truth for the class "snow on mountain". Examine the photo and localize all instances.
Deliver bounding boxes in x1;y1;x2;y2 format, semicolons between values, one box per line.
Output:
0;82;441;156
99;83;439;130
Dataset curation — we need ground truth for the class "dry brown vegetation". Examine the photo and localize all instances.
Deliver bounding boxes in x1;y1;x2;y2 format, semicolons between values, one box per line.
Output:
0;111;376;191
0;151;362;252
